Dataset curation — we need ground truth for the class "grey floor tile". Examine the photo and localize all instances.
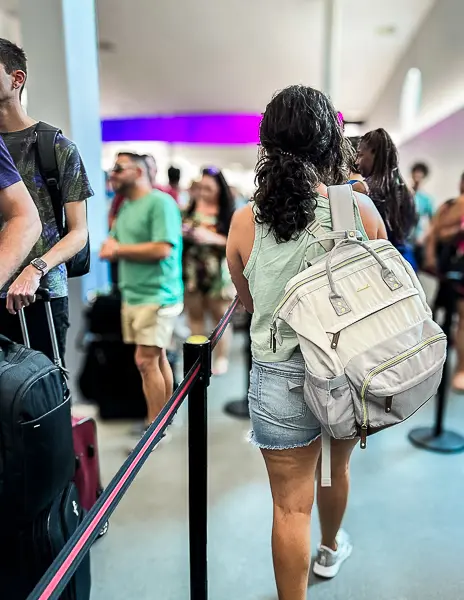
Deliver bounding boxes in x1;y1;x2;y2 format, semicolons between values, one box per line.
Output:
74;333;464;600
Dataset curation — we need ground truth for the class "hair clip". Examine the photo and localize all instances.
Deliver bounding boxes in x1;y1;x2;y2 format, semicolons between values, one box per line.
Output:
203;166;220;175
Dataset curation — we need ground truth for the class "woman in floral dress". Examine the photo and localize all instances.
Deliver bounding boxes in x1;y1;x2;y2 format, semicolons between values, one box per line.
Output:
183;167;235;374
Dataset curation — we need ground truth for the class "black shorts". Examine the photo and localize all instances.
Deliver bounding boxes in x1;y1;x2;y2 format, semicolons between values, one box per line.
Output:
0;297;69;363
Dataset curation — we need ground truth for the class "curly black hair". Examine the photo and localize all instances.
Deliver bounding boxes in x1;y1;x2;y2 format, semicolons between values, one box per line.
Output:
361;129;417;245
254;85;353;243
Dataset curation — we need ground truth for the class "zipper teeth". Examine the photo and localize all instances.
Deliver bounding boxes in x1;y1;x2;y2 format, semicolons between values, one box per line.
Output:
13;365;61;422
272;244;391;324
360;333;446;428
0;347;27;504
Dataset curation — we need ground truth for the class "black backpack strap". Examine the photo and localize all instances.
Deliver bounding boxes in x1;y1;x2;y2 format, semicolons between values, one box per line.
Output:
35;121;64;237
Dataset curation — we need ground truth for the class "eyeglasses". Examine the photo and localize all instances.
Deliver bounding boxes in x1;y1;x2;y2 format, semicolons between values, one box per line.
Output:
111;164;131;174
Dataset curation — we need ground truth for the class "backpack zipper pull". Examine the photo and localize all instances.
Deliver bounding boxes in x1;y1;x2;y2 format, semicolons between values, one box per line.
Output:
385;396;393;413
360;426;367;450
331;331;340;350
270;326;277;353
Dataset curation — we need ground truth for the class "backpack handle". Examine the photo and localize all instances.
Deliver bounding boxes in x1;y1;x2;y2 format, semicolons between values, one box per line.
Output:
326;238;403;316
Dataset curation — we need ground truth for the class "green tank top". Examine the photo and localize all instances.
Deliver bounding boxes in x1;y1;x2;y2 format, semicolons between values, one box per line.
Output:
244;194;368;362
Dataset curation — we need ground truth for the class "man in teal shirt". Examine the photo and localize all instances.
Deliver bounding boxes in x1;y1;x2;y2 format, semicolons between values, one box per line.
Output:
100;152;183;432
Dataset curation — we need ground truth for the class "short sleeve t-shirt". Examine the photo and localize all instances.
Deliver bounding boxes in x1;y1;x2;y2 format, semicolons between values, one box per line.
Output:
414;190;435;242
113;190;183;306
0;136;21;189
0;124;94;298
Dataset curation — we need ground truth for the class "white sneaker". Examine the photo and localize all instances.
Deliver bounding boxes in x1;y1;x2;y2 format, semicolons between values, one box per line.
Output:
212;357;229;376
313;530;353;579
127;429;172;455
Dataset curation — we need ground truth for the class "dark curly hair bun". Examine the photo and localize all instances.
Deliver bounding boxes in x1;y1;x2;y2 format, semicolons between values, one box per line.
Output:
254;85;353;242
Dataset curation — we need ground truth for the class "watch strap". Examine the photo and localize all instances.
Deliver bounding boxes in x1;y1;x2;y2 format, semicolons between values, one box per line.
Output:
31;258;48;275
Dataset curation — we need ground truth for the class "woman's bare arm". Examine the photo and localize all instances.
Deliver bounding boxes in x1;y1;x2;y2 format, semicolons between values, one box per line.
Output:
226;205;255;313
354;192;388;240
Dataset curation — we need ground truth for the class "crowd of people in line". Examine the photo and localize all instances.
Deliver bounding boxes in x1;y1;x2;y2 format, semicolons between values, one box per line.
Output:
1;34;464;600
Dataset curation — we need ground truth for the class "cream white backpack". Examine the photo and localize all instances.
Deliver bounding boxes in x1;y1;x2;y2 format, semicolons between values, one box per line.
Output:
271;185;446;485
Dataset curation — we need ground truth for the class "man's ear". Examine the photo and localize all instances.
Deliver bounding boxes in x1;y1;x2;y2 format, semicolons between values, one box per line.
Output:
13;69;26;91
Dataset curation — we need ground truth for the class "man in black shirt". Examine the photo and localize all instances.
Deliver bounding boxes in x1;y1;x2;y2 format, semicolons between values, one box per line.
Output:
0;39;93;361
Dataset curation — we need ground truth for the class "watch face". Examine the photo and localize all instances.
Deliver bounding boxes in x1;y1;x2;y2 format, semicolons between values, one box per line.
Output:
32;258;47;272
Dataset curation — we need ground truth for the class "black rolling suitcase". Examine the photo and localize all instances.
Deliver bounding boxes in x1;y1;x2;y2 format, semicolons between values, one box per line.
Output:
77;291;147;420
3;483;91;599
0;288;91;599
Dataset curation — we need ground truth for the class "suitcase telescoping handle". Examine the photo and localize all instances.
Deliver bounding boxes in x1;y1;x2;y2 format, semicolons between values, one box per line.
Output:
18;287;63;368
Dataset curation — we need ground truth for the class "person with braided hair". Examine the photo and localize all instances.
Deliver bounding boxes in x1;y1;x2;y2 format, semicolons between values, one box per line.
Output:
357;128;418;268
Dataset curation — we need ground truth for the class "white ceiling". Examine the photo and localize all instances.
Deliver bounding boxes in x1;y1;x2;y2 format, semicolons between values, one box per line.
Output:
337;0;435;120
97;0;325;117
0;0;436;173
96;0;435;120
1;0;435;120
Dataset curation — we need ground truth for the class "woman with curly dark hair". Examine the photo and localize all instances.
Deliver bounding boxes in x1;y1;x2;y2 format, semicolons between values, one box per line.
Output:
357;128;418;268
183;167;235;374
227;85;386;599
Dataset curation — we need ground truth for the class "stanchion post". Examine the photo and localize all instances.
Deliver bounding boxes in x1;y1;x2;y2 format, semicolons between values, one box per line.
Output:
409;281;464;452
433;289;456;437
224;311;251;419
184;335;211;600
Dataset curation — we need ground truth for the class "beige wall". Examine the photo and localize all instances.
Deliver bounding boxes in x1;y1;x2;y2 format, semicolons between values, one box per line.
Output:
399;107;464;206
367;0;464;143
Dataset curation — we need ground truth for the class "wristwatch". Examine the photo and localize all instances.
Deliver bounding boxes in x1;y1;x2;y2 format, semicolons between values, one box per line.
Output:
30;257;48;276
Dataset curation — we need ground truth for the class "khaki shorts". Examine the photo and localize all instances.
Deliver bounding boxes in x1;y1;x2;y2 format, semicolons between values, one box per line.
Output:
121;303;184;348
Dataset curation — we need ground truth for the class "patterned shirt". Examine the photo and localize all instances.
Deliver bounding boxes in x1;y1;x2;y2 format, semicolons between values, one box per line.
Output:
0;136;21;189
0;124;94;298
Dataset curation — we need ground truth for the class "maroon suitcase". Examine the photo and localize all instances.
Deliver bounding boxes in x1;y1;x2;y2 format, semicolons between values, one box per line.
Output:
72;416;109;538
72;416;102;511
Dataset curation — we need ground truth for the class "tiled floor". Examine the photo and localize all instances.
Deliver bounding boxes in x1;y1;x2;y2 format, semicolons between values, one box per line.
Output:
71;326;464;600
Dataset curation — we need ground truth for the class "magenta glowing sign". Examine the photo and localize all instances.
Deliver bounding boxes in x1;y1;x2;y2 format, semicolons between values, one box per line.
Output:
101;114;262;145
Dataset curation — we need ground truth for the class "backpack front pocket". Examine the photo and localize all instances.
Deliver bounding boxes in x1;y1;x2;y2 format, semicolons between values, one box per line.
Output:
346;326;447;447
304;369;357;439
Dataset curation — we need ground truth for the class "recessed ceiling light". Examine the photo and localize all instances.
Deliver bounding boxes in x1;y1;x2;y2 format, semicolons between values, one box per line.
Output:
376;25;397;36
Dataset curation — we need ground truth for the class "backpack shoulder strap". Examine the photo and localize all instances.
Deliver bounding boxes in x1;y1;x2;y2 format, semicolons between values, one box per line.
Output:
35;121;64;236
319;185;358;487
328;184;357;231
305;219;336;252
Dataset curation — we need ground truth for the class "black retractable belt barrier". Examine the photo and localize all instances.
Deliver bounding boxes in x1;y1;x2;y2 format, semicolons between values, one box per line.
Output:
210;297;240;350
27;297;240;600
409;279;464;453
27;361;201;600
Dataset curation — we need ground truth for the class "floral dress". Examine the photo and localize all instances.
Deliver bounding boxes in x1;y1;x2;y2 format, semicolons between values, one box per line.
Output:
182;211;235;300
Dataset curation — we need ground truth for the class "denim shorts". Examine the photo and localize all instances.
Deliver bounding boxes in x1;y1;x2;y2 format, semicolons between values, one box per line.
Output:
248;351;321;450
